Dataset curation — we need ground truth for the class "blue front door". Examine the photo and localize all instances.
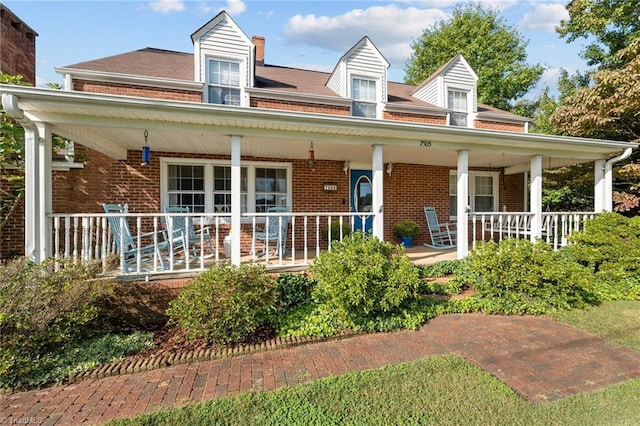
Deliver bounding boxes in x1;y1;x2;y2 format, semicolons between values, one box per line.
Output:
350;169;373;232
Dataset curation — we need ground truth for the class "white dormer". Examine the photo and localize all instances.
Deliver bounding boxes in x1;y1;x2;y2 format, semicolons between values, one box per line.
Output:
411;55;478;127
191;11;254;107
327;37;389;119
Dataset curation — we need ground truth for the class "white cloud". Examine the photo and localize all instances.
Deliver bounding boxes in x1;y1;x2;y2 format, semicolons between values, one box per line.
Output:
284;5;449;65
519;3;568;32
148;0;185;14
222;0;246;16
413;0;518;11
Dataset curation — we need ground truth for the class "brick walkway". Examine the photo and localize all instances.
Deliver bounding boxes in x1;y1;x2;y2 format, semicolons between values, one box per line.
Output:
3;313;640;425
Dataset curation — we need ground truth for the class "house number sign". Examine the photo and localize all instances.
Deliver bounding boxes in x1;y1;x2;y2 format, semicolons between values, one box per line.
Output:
323;183;338;192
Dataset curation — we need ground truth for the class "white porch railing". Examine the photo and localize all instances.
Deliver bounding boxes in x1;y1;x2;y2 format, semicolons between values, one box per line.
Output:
471;212;596;249
49;211;373;276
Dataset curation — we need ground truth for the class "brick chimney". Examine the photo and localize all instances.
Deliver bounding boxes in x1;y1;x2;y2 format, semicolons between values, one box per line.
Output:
253;35;265;66
0;4;38;84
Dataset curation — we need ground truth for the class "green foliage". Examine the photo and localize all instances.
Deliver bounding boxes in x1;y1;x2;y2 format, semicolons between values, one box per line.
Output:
275;273;316;313
0;257;113;389
392;219;420;239
320;220;352;241
557;0;640;69
166;263;277;345
309;232;421;322
418;259;464;278
404;3;544;110
461;239;595;314
542;163;595;212
566;212;640;300
276;304;346;338
3;331;153;389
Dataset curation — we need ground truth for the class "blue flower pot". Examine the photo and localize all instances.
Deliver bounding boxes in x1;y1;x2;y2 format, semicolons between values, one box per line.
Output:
399;236;414;248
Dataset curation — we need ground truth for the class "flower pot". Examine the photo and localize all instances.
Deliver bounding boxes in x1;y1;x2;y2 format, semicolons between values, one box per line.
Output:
399;236;414;248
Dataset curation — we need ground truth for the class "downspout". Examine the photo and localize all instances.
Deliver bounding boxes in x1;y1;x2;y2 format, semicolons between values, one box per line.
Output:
604;147;633;212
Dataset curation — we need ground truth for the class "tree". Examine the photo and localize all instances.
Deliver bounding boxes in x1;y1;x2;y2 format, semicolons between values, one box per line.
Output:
404;3;544;111
0;74;29;238
557;0;640;69
551;38;640;212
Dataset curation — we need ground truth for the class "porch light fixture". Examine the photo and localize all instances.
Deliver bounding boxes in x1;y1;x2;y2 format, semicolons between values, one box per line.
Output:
386;162;394;176
308;142;316;169
141;129;151;167
343;160;350;175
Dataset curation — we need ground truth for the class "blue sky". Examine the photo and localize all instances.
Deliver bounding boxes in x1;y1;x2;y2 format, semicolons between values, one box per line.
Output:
5;0;589;99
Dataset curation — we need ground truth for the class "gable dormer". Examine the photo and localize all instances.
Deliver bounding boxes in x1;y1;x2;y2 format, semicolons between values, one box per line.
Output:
191;11;254;107
411;54;478;127
327;37;389;119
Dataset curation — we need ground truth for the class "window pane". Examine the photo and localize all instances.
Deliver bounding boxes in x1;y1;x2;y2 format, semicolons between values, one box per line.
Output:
475;196;494;212
353;101;376;118
450;196;457;217
209;87;240;105
209;60;239;87
475;176;493;196
353;78;376;101
450;112;467;127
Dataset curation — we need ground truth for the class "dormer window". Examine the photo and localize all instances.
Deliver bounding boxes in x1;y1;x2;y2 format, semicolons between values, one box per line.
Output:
352;78;376;118
448;89;468;127
208;59;240;105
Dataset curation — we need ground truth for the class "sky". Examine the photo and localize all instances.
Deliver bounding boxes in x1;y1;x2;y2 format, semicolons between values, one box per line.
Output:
4;0;590;99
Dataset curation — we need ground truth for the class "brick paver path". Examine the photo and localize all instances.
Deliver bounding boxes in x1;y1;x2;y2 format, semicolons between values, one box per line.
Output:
3;313;640;425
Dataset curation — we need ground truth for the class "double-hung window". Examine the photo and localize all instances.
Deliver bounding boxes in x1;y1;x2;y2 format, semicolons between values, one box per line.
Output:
208;59;241;105
352;78;377;118
163;159;290;217
448;89;468;127
449;171;499;217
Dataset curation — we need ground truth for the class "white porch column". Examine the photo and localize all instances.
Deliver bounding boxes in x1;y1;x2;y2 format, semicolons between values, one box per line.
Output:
456;150;468;259
24;126;41;261
37;123;53;260
372;144;384;240
530;155;543;241
230;135;242;266
594;159;606;212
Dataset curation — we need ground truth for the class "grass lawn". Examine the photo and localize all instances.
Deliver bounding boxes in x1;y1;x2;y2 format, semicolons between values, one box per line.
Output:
108;301;640;426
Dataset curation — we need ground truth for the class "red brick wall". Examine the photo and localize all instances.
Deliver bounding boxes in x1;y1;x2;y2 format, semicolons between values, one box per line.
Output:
383;111;446;125
72;80;201;102
0;5;37;84
250;98;350;115
474;120;525;133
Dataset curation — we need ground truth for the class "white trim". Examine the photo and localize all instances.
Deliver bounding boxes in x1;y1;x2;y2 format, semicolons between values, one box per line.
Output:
530;155;543;241
160;156;292;221
247;87;352;107
372;144;384;240
204;55;247;107
55;67;203;92
449;169;500;218
456;150;469;259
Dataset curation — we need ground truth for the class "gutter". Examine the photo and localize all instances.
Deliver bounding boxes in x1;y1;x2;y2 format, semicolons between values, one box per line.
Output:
2;93;31;128
604;147;634;208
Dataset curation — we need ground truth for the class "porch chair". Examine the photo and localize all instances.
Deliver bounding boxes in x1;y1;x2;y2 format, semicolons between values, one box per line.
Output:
255;206;290;256
423;206;457;249
163;206;215;258
103;203;169;272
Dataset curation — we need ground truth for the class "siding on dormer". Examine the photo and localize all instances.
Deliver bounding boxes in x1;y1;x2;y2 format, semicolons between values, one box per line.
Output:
412;77;441;106
345;43;387;100
327;62;344;96
442;60;477;113
194;15;252;88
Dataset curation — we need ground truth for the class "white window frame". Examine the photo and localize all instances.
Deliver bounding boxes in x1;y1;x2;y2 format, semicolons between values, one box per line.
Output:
351;76;378;118
449;170;499;219
447;88;469;127
161;158;292;222
205;57;244;106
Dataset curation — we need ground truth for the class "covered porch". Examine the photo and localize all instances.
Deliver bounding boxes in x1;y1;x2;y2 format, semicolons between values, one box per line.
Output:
1;85;636;277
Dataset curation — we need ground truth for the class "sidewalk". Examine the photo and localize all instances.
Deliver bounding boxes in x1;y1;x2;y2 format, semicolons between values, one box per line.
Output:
3;313;640;425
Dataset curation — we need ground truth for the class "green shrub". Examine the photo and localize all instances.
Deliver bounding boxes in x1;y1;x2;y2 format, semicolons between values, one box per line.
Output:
566;213;640;300
276;304;346;338
321;220;352;241
166;263;277;345
418;260;464;278
309;232;421;322
275;273;316;313
0;257;113;390
462;238;596;314
392;219;420;239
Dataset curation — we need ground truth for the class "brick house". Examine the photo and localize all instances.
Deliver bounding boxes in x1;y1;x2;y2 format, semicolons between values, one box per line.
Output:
0;11;635;275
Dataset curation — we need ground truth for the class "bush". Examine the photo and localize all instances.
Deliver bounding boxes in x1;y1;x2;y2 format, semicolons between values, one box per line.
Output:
275;273;316;313
566;212;640;300
418;260;464;278
462;239;596;314
392;219;420;239
166;263;277;345
309;232;421;322
321;220;352;241
0;257;113;390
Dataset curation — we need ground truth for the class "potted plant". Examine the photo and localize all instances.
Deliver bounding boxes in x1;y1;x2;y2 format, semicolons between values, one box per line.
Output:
392;219;420;247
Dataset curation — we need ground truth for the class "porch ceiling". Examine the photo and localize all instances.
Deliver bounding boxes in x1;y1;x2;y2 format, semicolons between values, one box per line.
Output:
2;85;637;170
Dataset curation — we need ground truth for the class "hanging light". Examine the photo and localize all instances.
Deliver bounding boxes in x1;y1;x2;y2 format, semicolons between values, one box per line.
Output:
141;129;151;167
308;142;316;169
